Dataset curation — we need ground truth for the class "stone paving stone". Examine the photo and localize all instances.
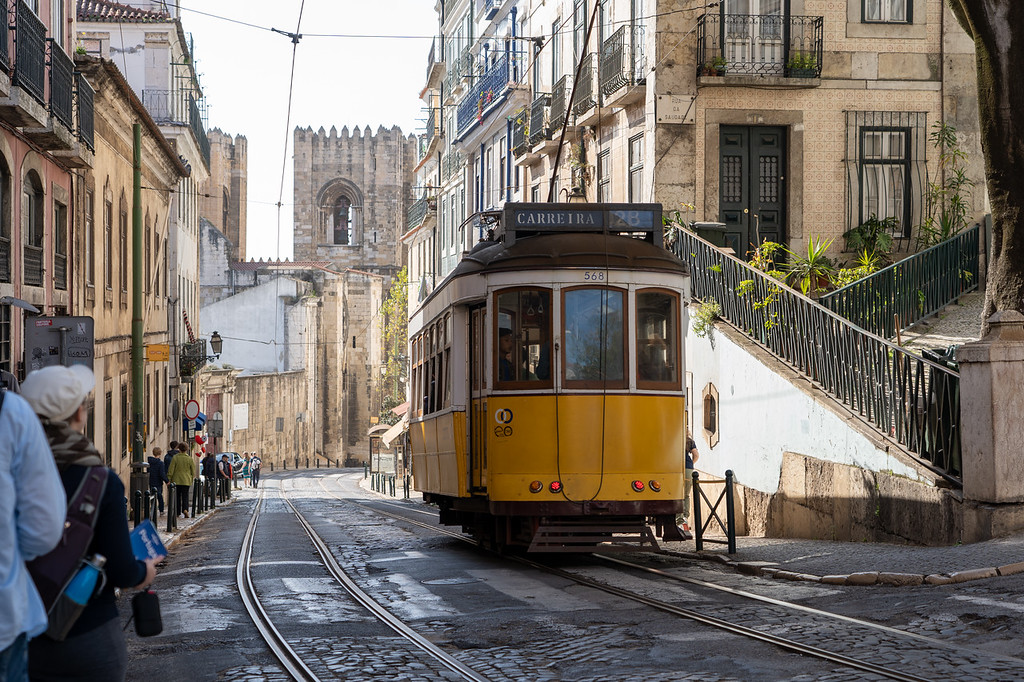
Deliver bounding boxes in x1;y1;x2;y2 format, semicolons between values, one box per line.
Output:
949;567;998;583
925;574;955;585
820;575;848;585
877;572;924;586
997;561;1024;576
845;571;879;585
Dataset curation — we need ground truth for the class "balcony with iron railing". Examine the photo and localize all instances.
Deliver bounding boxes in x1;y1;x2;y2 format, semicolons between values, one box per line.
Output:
425;36;444;88
572;53;599;122
75;72;94;151
456;52;511;138
13;1;45;105
407;191;437;232
696;13;823;80
511;106;528;157
444;47;473;102
549;74;572;132
425;104;441;154
0;4;9;72
53;252;66;290
48;40;73;129
600;24;646;105
180;339;209;379
23;244;42;287
442;148;463;183
481;0;500;20
528;93;551;147
189;94;210;168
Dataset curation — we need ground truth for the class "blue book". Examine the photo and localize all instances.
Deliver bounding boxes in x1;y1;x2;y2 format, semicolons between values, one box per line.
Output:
130;520;168;561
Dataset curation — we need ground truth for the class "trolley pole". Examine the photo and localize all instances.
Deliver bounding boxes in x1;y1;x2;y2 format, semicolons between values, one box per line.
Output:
129;123;148;504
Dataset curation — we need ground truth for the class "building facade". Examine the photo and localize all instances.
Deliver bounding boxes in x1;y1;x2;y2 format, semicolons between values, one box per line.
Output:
0;0;93;384
71;56;186;476
199;128;246;263
410;0;986;281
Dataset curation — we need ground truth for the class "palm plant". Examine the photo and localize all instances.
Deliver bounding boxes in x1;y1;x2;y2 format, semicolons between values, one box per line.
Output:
784;236;837;296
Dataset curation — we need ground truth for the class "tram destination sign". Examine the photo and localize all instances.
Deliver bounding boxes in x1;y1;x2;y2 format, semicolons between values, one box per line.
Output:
502;203;663;245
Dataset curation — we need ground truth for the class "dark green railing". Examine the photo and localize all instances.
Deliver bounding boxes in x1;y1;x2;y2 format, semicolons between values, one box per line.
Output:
819;224;980;339
672;229;962;486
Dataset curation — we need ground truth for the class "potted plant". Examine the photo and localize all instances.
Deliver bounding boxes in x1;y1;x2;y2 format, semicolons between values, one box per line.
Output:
784;236;837;296
787;52;817;78
712;56;728;75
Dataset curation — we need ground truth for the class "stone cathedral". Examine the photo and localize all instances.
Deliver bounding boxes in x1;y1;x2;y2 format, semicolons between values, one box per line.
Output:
293;125;416;463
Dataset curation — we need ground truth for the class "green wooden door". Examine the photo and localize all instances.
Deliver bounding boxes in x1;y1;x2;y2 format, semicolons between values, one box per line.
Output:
719;126;786;258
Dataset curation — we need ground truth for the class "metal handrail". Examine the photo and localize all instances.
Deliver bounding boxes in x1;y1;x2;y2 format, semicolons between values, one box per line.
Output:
696;13;823;78
671;229;962;485
819;225;981;339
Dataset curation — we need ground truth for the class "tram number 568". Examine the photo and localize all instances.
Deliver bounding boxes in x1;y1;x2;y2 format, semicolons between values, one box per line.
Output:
583;271;605;281
494;408;513;437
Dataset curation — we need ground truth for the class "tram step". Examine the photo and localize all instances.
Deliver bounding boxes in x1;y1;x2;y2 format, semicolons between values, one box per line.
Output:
528;522;660;553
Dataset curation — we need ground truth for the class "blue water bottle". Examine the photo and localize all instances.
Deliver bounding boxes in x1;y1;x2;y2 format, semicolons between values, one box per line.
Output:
65;554;107;605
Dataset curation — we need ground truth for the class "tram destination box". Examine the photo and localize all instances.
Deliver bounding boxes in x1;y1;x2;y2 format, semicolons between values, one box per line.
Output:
500;203;663;247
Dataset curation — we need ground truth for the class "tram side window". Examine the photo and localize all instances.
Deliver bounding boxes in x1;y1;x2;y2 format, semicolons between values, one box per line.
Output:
495;288;552;386
636;290;680;387
563;287;626;388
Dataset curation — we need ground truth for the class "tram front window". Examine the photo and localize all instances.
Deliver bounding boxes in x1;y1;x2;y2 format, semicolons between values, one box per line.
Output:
563;287;626;387
495;289;552;386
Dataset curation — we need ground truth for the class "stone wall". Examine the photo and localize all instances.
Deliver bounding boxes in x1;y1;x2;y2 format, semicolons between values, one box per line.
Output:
200;129;248;262
229;371;321;469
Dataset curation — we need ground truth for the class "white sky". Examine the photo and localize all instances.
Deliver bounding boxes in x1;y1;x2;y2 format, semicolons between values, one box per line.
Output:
178;0;437;260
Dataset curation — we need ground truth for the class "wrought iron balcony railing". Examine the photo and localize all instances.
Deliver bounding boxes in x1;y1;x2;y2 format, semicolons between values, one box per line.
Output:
407;196;435;231
23;244;42;287
49;40;74;129
573;53;598;116
696;13;823;78
180;339;208;379
426;104;440;150
0;237;10;283
456;52;510;136
426;36;443;82
53;252;66;290
482;0;500;20
511;106;528;156
189;94;210;167
442;148;463;183
75;72;95;151
0;4;9;70
13;1;47;105
601;24;646;95
550;74;572;131
528;93;551;146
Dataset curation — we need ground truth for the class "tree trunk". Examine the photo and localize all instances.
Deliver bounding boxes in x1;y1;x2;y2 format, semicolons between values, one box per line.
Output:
948;1;1024;336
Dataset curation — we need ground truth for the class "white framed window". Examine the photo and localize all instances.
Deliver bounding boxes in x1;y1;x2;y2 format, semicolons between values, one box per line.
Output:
628;134;644;202
863;0;909;23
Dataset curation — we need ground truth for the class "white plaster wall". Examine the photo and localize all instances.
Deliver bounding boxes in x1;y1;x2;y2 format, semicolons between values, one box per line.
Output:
200;277;301;373
686;312;928;495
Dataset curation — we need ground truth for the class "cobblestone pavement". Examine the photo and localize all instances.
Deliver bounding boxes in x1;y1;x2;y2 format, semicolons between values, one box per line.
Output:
900;291;984;353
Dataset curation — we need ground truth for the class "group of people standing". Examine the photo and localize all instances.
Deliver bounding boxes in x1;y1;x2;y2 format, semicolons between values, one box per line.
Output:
145;446;264;513
2;365;158;681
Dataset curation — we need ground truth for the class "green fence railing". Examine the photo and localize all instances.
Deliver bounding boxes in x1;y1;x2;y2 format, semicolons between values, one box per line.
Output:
672;230;962;486
818;224;981;339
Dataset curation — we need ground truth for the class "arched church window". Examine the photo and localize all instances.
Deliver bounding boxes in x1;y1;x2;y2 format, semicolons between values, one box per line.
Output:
333;196;352;245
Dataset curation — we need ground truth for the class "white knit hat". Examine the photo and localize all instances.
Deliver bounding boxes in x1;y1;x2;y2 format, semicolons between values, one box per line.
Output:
21;364;96;421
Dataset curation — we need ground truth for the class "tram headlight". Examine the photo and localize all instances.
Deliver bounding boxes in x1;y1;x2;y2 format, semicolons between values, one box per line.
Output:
648;480;662;492
549;481;562;493
529;480;543;493
631;480;645;492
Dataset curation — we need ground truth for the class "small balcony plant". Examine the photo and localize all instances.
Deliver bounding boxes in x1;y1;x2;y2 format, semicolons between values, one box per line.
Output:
704;55;728;76
787;52;818;78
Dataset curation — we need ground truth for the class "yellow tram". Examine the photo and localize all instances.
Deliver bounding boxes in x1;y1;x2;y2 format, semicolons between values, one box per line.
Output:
408;203;690;551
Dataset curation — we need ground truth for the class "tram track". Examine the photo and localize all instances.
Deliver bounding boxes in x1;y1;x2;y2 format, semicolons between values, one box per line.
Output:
315;471;1024;681
235;477;490;682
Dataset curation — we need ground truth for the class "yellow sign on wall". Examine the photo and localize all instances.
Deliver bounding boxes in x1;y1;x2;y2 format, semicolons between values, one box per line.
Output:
147;344;170;361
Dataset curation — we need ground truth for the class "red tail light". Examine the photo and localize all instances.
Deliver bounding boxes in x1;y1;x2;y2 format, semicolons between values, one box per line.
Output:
631;480;645;492
549;481;562;493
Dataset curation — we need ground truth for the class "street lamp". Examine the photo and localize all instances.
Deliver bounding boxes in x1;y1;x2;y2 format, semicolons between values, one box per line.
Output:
209;331;223;358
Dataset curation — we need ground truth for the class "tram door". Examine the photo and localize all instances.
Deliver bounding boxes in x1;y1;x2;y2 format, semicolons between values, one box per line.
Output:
468;306;487;492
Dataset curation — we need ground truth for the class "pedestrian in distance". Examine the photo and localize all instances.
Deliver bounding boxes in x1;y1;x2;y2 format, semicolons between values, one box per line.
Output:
167;445;196;518
20;365;158;682
0;384;66;682
242;453;251;488
675;429;700;541
163;441;177;476
147;446;168;514
250;453;262;488
217;454;233;499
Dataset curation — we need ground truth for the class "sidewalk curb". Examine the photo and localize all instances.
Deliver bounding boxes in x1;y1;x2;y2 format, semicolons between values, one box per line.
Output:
161;496;238;552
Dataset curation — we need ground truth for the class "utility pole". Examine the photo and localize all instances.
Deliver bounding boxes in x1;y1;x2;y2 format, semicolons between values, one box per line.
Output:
130;123;148;504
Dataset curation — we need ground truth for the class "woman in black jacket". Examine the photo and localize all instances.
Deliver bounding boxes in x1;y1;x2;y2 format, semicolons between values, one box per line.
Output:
21;365;158;681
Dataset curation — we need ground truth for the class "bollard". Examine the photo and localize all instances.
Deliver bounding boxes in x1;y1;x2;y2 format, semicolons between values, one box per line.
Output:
404;474;410;499
389;475;395;497
133;491;142;528
725;470;736;555
305;457;309;468
192;478;200;518
295;456;299;470
692;471;703;552
316;458;320;469
166;483;176;533
364;463;368;479
142;489;151;522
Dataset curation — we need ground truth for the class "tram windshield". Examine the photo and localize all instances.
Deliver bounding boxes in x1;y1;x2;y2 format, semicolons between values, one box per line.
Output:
495;289;552;386
563;287;626;387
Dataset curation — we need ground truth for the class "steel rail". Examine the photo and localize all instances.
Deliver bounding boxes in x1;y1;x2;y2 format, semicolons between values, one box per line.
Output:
280;492;490;682
311;475;954;682
235;487;321;682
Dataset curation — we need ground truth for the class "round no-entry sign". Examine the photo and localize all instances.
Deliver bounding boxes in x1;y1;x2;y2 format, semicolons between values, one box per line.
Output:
184;399;200;420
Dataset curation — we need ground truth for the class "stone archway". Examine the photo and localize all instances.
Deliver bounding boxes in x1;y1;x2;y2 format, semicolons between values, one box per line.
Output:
315;178;364;246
